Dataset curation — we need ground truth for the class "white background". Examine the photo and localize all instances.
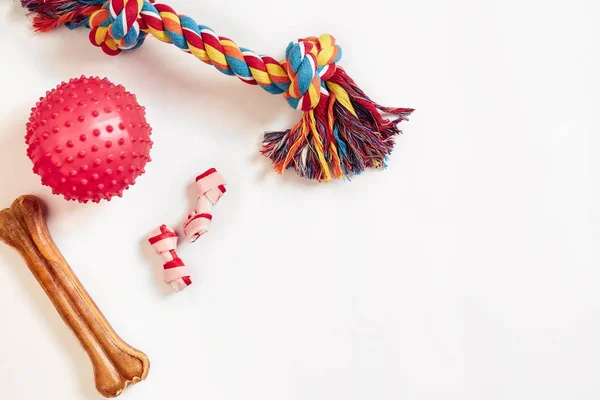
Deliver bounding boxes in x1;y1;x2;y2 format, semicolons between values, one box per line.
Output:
0;0;598;398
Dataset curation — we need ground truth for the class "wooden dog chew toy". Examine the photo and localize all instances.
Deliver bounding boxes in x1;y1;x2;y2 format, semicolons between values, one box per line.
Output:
21;0;413;182
0;195;149;398
148;225;192;292
183;168;226;243
26;76;153;203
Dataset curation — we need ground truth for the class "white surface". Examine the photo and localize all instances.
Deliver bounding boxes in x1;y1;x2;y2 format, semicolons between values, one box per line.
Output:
0;0;598;399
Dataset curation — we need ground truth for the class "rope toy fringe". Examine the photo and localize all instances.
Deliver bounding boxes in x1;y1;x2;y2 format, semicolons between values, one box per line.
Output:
21;0;414;182
148;224;192;292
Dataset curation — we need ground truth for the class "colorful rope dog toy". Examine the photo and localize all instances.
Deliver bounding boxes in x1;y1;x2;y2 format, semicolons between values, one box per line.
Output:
148;224;191;292
21;0;414;182
183;168;226;243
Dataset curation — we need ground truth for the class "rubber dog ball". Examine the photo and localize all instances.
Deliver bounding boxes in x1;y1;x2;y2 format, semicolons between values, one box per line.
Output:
25;76;152;203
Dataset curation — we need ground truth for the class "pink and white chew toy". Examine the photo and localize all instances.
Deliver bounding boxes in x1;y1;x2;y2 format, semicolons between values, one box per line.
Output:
148;225;192;292
183;168;226;243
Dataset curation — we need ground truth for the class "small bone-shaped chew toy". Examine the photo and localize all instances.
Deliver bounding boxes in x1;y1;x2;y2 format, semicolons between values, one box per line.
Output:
0;195;149;398
148;225;192;292
183;168;226;243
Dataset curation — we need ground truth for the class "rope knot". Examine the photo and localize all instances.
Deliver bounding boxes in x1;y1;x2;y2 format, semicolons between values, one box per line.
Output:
283;34;342;111
88;0;146;55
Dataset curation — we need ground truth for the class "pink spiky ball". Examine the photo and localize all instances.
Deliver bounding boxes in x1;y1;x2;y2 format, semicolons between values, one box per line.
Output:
25;76;153;203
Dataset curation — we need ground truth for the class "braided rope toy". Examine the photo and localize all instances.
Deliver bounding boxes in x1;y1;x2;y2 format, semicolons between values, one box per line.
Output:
21;0;414;182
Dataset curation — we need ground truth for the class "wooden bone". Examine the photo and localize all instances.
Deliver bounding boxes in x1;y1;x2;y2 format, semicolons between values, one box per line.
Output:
0;195;149;398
